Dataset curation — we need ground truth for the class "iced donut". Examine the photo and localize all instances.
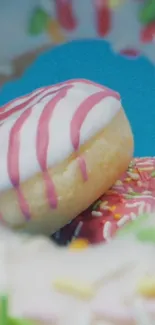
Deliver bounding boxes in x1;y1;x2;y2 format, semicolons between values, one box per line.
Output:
0;79;133;234
53;157;155;245
1;213;155;325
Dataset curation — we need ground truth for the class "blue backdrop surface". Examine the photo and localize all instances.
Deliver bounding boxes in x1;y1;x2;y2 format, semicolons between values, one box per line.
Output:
0;40;155;156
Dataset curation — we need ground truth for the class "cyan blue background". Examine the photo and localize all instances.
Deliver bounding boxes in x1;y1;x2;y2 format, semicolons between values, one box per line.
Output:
0;40;155;157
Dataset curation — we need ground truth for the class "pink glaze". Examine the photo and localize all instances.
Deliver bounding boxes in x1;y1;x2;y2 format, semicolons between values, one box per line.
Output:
141;23;155;43
120;48;140;58
56;0;77;30
77;156;88;182
0;88;47;121
36;85;72;209
70;89;119;150
7;107;32;219
16;187;31;220
94;0;111;37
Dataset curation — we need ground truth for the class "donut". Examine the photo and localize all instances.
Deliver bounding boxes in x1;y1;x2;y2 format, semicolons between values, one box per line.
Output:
0;79;133;234
1;214;155;325
53;157;155;245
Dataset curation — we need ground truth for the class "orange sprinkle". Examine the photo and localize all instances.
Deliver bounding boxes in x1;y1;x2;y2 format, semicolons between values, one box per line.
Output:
114;213;121;220
127;172;139;180
47;20;65;43
125;177;131;182
69;239;89;251
109;205;116;212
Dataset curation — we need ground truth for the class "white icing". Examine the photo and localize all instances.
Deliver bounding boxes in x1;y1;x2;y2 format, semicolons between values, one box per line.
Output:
0;79;121;191
0;225;155;325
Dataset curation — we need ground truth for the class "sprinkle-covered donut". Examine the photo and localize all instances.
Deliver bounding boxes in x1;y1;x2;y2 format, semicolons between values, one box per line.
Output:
53;157;155;245
0;79;133;234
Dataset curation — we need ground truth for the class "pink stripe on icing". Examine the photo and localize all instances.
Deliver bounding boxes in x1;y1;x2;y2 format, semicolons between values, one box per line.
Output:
77;156;88;182
0;87;69;123
70;89;119;151
43;171;58;209
66;79;120;97
0;89;47;121
2;80;121;220
0;87;65;122
0;87;48;113
7;108;32;220
36;85;73;209
16;187;31;220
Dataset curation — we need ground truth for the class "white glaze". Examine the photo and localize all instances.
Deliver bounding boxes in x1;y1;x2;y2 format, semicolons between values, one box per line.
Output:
0;223;155;325
0;79;121;191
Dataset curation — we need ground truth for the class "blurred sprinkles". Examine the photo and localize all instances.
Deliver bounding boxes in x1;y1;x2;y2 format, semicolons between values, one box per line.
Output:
52;158;155;246
140;0;155;43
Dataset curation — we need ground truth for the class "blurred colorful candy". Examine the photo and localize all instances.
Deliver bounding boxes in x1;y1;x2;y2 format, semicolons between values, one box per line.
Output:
141;22;155;43
29;5;65;44
47;19;65;43
28;7;50;35
95;0;111;36
139;0;155;25
108;0;125;9
120;48;141;58
56;0;77;30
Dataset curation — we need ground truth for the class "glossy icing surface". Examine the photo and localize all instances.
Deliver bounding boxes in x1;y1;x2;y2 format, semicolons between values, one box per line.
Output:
0;79;120;193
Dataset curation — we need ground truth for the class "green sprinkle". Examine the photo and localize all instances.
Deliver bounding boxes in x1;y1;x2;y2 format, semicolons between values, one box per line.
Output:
125;192;141;199
136;227;155;243
9;318;35;325
129;191;141;196
117;214;148;237
92;200;102;210
28;7;50;35
128;161;135;169
151;170;155;177
0;295;8;325
9;318;34;325
125;195;135;200
139;0;155;24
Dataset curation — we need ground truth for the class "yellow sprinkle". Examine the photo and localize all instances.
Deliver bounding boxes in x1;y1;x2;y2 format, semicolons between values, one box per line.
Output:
109;0;125;9
47;19;65;43
137;277;155;298
127;172;139;180
139;167;153;171
125;177;131;182
100;201;108;209
110;205;116;212
69;239;89;251
115;180;123;186
53;278;94;299
114;213;121;220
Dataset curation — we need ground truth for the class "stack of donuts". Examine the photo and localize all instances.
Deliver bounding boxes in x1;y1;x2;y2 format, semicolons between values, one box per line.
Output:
1;79;155;325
